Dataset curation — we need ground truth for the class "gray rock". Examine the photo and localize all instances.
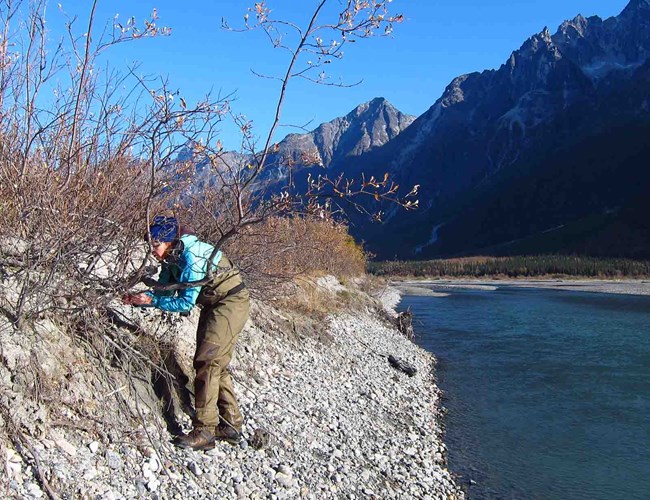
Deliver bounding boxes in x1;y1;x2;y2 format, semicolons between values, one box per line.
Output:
135;480;147;496
204;472;218;485
25;483;43;499
105;450;123;470
54;437;77;457
147;478;160;492
189;462;203;476
82;467;98;481
276;464;292;476
275;472;294;488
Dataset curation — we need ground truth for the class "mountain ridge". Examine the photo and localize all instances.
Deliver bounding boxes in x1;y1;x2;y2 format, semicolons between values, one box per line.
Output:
335;0;650;259
262;97;415;184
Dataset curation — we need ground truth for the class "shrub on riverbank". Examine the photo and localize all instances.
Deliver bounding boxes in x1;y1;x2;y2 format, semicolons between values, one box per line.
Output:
227;217;367;295
369;255;650;279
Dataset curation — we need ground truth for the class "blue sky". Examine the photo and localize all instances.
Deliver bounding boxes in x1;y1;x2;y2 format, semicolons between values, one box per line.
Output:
51;0;629;149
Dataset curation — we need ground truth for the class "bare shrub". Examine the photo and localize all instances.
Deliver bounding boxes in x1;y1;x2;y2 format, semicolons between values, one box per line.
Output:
225;216;366;294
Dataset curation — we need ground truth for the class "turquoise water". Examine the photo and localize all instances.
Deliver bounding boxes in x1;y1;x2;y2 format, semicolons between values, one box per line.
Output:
398;287;650;500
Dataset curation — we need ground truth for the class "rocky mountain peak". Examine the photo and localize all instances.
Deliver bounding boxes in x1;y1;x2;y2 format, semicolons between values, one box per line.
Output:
264;97;414;177
549;0;650;78
440;74;473;106
620;0;650;28
352;96;389;114
298;97;414;166
557;14;589;38
345;96;400;123
622;0;650;15
516;27;560;59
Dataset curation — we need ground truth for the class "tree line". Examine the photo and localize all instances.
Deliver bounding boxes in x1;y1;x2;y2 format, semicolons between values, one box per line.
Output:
369;255;650;278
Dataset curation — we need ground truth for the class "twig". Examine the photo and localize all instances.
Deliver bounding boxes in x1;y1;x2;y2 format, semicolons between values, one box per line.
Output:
0;404;59;500
102;385;127;400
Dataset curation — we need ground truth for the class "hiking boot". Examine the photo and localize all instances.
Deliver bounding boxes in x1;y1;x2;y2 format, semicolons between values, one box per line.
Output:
173;427;215;451
214;423;241;445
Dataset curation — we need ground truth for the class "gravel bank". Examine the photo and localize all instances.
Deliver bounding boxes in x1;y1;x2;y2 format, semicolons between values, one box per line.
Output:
394;278;650;297
1;281;463;499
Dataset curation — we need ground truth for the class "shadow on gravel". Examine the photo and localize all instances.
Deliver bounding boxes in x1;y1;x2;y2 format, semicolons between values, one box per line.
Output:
152;353;195;437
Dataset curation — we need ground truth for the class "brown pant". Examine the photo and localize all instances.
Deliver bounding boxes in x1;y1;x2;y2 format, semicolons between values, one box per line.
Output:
193;289;249;430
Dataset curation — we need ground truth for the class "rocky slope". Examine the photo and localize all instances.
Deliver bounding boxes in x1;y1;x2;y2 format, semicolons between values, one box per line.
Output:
0;277;463;499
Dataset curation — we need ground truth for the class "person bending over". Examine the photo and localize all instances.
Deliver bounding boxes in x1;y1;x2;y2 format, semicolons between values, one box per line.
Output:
124;215;249;451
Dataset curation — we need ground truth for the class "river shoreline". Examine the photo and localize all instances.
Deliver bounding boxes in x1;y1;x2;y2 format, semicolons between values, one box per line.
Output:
392;278;650;297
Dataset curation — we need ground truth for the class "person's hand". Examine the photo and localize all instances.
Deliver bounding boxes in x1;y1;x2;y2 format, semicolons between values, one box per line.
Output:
122;293;152;306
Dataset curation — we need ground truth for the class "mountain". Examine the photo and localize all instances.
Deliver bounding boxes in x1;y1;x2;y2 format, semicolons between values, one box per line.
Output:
171;97;414;196
261;97;415;184
341;0;650;259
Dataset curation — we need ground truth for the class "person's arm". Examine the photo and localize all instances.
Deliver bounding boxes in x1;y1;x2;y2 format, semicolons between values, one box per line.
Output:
124;265;174;307
149;253;203;313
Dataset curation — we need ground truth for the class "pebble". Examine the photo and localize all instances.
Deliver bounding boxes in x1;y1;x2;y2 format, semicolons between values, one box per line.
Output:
135;480;147;496
189;462;203;476
4;449;21;479
275;471;294;488
83;468;98;481
54;438;77;457
88;441;100;454
204;472;218;485
147;478;160;492
144;457;161;473
103;490;117;500
105;450;123;470
276;464;292;476
25;483;43;499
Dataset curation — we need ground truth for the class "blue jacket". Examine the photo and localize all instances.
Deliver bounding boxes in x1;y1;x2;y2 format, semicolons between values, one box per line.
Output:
147;234;223;313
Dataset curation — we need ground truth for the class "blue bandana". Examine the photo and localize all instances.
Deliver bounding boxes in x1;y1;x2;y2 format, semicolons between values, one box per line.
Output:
148;216;178;243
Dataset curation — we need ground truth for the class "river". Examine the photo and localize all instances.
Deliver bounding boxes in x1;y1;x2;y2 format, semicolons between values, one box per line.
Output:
398;286;650;500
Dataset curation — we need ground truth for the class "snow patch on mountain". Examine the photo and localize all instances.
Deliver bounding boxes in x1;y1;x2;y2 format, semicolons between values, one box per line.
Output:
499;90;554;134
581;59;646;79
